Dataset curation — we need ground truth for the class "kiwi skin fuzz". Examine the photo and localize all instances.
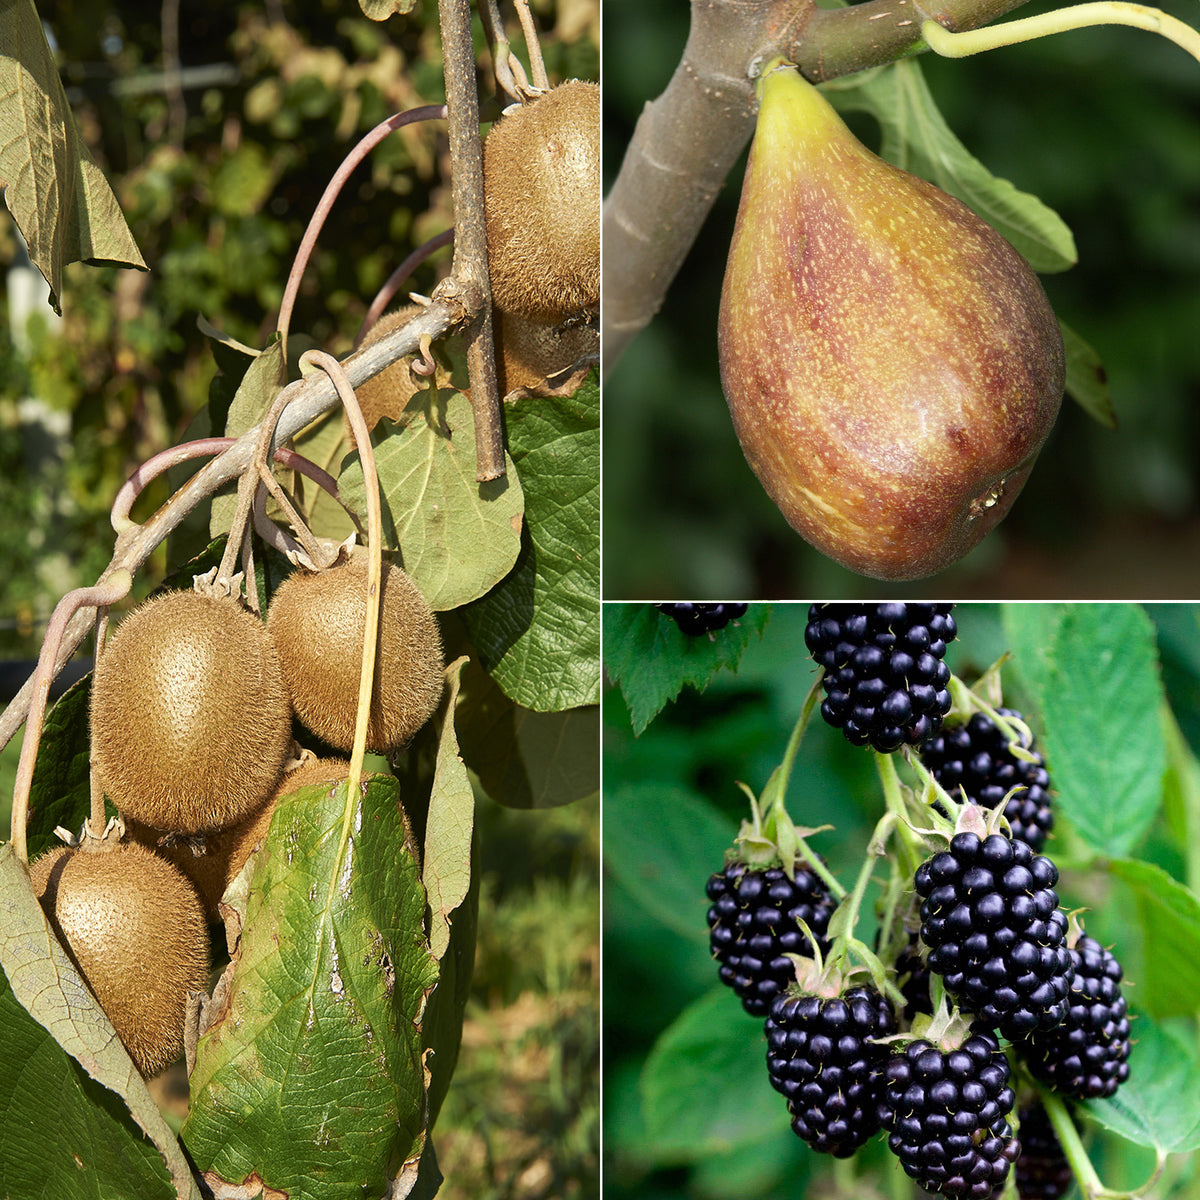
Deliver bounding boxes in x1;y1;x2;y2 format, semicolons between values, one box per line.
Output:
483;79;600;322
267;557;444;754
30;841;210;1078
91;591;293;835
353;305;428;431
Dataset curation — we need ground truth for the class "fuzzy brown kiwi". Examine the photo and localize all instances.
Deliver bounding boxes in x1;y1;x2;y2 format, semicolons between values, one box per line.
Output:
91;591;293;834
354;305;428;431
30;841;210;1077
266;556;444;753
483;79;599;322
495;309;599;396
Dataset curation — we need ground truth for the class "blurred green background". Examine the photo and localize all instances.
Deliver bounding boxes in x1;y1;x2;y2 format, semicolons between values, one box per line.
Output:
602;0;1200;599
602;602;1200;1199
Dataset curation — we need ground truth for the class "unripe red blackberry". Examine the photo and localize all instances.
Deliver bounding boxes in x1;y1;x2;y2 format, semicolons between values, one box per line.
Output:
765;985;897;1157
805;603;957;752
656;602;748;636
915;832;1075;1037
706;861;835;1016
1016;934;1131;1100
879;1027;1019;1199
920;708;1054;851
1015;1103;1073;1200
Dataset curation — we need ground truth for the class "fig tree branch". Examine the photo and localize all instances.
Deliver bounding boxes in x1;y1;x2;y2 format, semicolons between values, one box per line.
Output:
601;0;1042;373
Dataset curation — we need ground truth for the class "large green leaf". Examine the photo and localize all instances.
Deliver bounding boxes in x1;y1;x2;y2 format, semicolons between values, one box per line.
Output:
339;387;524;611
828;58;1076;273
461;375;599;712
182;776;439;1199
0;0;146;313
0;845;197;1199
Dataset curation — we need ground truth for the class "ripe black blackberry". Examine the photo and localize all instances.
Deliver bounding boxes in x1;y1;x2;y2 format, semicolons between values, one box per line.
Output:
879;1027;1019;1199
656;602;748;636
893;930;934;1021
804;603;957;753
765;985;897;1157
1017;934;1131;1099
706;861;835;1016
915;832;1074;1037
921;708;1054;851
1015;1103;1073;1200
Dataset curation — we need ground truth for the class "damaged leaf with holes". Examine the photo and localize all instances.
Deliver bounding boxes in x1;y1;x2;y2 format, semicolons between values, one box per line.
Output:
181;775;439;1199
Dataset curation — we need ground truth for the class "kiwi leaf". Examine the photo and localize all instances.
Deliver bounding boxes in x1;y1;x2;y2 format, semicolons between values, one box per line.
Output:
339;388;524;611
461;372;599;712
0;845;197;1199
182;775;438;1197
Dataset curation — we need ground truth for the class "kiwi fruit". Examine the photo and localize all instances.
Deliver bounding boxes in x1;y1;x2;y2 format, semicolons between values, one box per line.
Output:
30;841;210;1077
495;309;599;396
90;590;293;834
266;556;444;753
483;79;600;322
354;305;429;431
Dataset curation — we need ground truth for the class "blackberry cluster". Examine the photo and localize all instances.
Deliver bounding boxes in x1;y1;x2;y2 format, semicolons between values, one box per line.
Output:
765;986;897;1157
920;708;1055;851
1014;1103;1073;1200
915;832;1074;1037
706;862;836;1016
656;602;748;636
879;1027;1019;1199
1017;934;1131;1099
805;603;957;752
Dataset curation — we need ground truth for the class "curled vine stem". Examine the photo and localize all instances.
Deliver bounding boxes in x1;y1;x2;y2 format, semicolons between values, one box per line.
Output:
356;228;455;346
920;2;1200;64
299;350;384;806
276;103;449;362
10;572;132;866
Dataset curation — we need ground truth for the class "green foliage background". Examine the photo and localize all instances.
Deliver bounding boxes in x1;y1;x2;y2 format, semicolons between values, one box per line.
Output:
603;602;1200;1199
602;0;1200;598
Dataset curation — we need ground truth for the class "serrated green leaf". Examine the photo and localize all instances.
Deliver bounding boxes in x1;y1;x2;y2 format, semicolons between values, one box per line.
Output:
1002;603;1070;702
603;784;737;943
0;0;146;314
603;604;769;735
459;377;599;712
1036;606;1164;857
0;846;198;1199
1061;320;1117;429
827;58;1075;273
339;387;524;611
640;987;786;1160
1109;858;1200;1019
182;776;439;1199
1080;1012;1200;1152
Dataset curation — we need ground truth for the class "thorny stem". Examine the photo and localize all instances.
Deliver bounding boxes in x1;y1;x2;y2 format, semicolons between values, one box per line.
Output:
920;1;1200;64
10;573;132;866
276;104;448;363
356;228;456;346
513;0;549;90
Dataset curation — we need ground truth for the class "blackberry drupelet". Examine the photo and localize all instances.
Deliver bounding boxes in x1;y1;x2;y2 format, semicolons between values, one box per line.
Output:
921;708;1054;851
915;832;1075;1037
805;603;957;752
766;985;898;1157
706;861;835;1016
657;602;748;636
1017;934;1131;1099
879;1027;1019;1199
1015;1103;1073;1200
893;930;934;1021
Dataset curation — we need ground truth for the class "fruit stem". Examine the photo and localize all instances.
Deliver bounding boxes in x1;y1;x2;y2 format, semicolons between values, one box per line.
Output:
512;0;550;91
9;572;132;866
1037;1086;1111;1198
767;673;823;821
920;3;1200;66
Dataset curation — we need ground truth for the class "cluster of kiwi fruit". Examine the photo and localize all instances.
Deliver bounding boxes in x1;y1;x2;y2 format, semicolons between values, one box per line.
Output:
29;552;444;1078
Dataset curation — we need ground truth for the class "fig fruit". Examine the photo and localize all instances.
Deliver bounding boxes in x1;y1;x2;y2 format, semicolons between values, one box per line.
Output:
718;62;1065;581
30;841;210;1077
483;79;600;321
91;590;293;833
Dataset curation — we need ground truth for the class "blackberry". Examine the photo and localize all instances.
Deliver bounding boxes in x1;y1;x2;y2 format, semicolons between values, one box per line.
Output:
804;603;957;752
879;1027;1019;1199
894;930;934;1021
1017;934;1131;1099
765;985;897;1157
1015;1103;1073;1200
706;861;835;1016
657;602;748;636
920;709;1054;851
915;832;1074;1036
